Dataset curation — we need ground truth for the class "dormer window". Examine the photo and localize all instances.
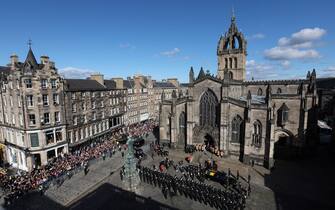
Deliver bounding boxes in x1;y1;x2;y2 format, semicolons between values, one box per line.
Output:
277;103;289;126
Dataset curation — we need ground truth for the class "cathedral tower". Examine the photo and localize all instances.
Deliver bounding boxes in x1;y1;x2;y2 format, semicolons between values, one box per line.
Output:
217;13;247;80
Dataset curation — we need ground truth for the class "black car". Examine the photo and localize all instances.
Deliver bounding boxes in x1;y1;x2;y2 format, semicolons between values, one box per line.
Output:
205;170;229;184
133;138;145;148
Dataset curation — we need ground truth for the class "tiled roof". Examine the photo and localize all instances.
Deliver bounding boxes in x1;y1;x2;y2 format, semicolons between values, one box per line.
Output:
0;66;10;73
0;66;10;81
316;78;335;89
153;82;176;88
104;80;116;89
123;80;134;88
65;79;106;91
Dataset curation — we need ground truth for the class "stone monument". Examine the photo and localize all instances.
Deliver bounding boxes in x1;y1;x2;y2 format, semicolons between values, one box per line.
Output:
123;136;140;191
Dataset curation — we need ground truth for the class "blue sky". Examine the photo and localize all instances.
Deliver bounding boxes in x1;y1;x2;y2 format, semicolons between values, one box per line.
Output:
0;0;334;82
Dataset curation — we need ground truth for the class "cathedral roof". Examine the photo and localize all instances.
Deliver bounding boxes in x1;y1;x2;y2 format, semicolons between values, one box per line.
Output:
316;77;335;89
240;95;266;105
243;79;309;85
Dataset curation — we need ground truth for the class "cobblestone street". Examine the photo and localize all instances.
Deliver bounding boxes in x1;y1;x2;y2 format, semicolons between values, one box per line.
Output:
2;133;335;210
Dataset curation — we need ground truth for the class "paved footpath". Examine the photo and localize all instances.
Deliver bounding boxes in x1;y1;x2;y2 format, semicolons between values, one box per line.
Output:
45;152;124;207
46;134;156;207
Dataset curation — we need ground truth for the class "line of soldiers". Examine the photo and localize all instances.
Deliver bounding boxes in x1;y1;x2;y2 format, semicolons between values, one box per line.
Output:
176;164;206;182
138;166;248;210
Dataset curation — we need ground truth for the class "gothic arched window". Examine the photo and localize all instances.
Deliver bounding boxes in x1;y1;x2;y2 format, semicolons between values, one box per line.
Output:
229;58;233;69
199;90;218;127
231;115;242;143
252;120;262;147
233;36;240;49
225;58;228;68
179;112;186;130
277;103;289;126
257;88;263;96
179;112;186;145
234;57;238;68
277;88;282;94
229;71;233;80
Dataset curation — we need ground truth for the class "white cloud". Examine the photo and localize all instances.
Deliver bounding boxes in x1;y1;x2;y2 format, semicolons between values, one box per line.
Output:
323;66;335;72
246;60;278;80
278;27;326;47
264;27;326;63
264;47;320;60
119;43;136;49
250;33;265;39
280;60;291;69
59;67;98;79
160;48;181;57
320;66;335;77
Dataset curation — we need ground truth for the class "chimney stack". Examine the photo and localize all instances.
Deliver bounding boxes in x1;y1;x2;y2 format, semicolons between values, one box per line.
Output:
10;54;18;68
112;78;124;89
90;73;104;85
40;55;50;65
167;78;179;87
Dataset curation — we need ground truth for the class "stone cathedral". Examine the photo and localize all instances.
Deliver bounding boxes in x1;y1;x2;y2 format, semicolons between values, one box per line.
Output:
159;15;318;168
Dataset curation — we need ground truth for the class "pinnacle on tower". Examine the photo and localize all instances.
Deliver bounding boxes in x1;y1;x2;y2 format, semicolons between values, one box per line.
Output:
189;66;195;83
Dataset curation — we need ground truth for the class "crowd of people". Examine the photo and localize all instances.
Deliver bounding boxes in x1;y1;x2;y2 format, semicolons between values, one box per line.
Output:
127;120;158;138
0;120;157;206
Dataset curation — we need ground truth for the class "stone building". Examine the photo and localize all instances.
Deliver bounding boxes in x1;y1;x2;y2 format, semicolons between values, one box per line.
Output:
0;48;68;170
64;74;127;150
121;75;152;125
121;75;183;124
0;48;127;171
316;78;335;123
151;79;180;120
159;15;318;168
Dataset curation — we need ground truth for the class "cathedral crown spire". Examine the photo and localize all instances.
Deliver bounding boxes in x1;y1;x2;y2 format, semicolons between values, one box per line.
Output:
217;9;247;81
231;6;236;24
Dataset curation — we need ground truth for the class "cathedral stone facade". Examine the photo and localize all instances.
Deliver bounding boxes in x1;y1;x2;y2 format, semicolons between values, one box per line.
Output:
159;16;318;168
